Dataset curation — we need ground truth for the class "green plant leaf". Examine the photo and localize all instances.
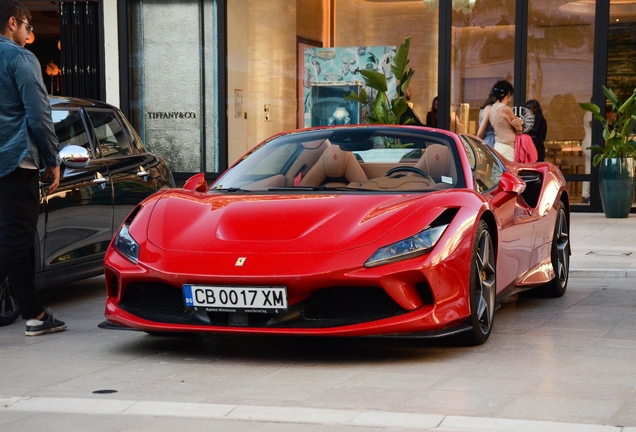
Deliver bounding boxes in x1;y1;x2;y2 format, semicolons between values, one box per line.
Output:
373;92;388;120
345;89;370;107
578;102;600;114
593;112;605;123
391;36;411;80
603;85;621;108
392;97;408;119
345;90;366;105
618;93;636;114
359;69;388;92
588;88;636;164
399;75;413;98
400;70;415;96
607;135;623;151
359;88;368;105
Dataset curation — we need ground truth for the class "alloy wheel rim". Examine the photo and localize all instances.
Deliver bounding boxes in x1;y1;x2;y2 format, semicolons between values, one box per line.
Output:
555;210;570;287
475;230;496;334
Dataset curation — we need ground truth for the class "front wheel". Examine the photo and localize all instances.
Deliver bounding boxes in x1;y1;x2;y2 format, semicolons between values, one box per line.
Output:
0;277;21;327
460;220;496;346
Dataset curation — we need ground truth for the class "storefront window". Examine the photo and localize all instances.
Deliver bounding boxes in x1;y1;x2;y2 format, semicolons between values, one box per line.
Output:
226;0;439;165
129;0;219;173
607;1;636;207
450;0;516;137
528;1;595;205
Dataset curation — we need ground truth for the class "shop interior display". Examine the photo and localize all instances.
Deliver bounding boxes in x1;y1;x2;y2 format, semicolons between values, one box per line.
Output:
310;83;361;126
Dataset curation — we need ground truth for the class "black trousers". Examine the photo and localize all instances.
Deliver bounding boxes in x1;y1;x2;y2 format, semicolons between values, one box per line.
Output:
0;168;44;320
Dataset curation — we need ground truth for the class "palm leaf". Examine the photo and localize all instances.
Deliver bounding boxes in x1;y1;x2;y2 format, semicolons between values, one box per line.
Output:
359;69;388;92
391;36;411;79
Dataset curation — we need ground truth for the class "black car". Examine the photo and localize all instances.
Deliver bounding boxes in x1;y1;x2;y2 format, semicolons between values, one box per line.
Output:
0;96;174;325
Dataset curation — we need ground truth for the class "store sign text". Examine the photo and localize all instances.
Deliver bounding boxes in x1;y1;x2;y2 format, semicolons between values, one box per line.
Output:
147;112;197;119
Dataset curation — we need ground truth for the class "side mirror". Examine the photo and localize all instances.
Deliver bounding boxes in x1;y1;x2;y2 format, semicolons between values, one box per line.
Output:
183;173;208;192
59;145;90;168
499;172;526;194
491;172;526;207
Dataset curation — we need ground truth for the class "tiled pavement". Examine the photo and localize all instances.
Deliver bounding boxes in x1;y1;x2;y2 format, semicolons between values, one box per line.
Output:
1;213;636;432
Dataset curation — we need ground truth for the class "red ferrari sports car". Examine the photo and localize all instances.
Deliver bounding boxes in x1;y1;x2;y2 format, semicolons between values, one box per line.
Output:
102;125;570;345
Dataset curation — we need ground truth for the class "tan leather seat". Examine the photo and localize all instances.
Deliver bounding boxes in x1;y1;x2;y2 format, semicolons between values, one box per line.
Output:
413;144;456;187
301;145;367;187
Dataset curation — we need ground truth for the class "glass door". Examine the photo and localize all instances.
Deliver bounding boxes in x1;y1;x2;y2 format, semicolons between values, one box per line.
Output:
450;0;516;137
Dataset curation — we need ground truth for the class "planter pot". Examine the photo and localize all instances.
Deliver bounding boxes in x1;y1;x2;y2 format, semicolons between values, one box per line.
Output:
599;157;635;218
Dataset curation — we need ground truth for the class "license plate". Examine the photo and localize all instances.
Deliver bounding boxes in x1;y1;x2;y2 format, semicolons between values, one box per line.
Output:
183;285;287;313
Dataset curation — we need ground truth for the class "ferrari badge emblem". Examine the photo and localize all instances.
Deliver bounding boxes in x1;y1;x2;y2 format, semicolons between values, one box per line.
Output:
235;257;246;266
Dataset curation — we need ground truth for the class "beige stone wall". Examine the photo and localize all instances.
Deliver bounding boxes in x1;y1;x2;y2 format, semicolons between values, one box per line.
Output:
245;0;298;152
228;0;301;162
297;0;323;43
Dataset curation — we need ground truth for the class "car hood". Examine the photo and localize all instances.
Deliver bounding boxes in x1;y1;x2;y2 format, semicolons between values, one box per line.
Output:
146;190;440;253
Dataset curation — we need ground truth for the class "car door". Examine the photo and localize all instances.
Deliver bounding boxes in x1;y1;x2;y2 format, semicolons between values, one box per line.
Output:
462;136;538;292
43;108;114;272
84;109;157;230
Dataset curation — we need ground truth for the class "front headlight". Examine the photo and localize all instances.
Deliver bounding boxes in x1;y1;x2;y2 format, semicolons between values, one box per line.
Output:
114;225;139;264
364;224;449;268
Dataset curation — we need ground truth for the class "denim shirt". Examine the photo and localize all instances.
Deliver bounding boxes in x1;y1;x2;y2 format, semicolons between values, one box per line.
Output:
0;35;60;178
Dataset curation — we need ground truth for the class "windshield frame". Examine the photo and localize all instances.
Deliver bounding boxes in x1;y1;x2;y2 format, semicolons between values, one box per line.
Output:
211;126;466;194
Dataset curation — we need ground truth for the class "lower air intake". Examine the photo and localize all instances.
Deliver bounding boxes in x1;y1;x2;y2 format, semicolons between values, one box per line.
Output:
120;282;193;324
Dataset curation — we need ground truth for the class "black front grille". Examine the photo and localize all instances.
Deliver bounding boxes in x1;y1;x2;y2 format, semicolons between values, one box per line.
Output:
301;287;406;324
120;282;193;324
118;282;408;328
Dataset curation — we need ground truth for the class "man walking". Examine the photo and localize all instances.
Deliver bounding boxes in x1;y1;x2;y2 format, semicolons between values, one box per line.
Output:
1;0;66;335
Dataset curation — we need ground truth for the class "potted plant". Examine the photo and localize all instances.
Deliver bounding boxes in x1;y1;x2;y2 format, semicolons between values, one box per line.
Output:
579;86;636;218
345;37;415;126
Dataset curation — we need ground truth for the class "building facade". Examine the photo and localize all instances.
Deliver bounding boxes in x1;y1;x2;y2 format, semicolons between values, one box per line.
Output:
23;0;635;212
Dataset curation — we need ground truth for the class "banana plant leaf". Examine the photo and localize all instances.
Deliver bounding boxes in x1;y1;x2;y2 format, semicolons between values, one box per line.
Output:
391;37;411;81
359;69;388;92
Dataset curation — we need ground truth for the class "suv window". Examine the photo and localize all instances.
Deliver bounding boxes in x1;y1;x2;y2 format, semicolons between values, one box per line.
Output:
118;111;146;153
86;110;132;157
52;110;91;154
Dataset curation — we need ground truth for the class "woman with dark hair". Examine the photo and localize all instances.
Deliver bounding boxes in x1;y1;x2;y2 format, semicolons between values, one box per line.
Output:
477;86;498;147
526;99;547;162
488;80;522;161
426;96;438;127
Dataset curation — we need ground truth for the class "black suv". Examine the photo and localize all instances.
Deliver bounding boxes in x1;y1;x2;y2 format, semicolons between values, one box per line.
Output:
0;96;175;325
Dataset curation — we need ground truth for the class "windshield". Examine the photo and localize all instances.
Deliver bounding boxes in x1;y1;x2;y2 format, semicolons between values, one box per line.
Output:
212;127;465;192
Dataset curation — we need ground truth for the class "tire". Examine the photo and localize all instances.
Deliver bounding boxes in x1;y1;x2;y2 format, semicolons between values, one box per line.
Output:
0;277;21;327
460;220;496;346
537;202;569;297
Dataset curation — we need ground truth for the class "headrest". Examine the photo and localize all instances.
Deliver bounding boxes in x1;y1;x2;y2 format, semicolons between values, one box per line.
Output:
323;146;349;178
416;144;453;180
300;145;367;186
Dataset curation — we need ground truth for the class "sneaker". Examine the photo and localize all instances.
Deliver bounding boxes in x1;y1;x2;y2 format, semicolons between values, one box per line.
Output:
25;310;67;336
582;196;590;204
